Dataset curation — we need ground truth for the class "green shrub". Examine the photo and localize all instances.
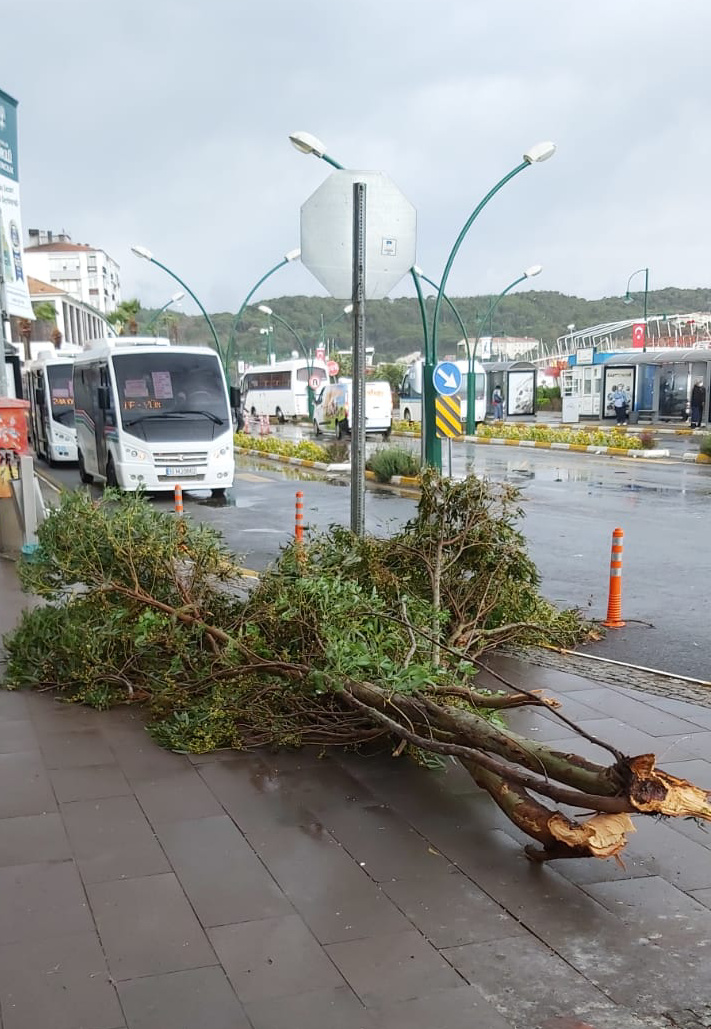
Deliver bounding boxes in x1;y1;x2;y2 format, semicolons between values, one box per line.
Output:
325;441;350;463
638;429;656;450
235;432;328;463
366;447;420;482
700;434;711;458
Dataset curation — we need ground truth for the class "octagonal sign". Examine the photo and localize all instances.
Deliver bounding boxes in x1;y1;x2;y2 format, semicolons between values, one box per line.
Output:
300;170;417;300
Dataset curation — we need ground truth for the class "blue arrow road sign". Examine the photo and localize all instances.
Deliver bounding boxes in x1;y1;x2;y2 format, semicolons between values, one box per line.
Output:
433;361;462;396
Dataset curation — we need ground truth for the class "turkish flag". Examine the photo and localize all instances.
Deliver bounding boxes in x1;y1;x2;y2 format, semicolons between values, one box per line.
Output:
632;323;646;348
315;346;326;361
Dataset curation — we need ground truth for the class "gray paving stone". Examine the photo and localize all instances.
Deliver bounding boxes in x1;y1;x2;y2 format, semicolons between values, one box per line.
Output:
245;824;411;942
50;763;132;803
583;876;711;945
441;934;614;1027
0;751;57;817
382;870;525;948
568;688;707;736
102;727;187;781
0;690;31;719
132;769;224;824
0;861;94;945
117;965;249;1029
0;719;38;754
0;930;124;1029
37;728;116;769
318;803;456;882
155;815;292;926
0;812;71;867
197;755;319;834
88;873;216;980
244;985;372;1029
369;985;516;1029
61;795;170;884
325;929;462;1007
209;913;345;1002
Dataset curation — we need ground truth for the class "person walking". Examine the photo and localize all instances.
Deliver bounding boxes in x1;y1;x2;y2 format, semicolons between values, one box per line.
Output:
690;380;706;428
492;386;504;421
611;385;629;424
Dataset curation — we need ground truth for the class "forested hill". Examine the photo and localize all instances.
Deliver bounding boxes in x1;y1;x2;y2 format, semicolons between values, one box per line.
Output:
134;287;711;364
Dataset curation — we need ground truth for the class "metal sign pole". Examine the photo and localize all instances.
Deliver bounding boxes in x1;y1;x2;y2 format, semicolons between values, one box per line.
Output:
350;182;366;536
0;270;11;396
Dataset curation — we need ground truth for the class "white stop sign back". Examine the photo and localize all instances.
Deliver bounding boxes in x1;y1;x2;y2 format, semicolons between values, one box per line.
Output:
300;170;417;300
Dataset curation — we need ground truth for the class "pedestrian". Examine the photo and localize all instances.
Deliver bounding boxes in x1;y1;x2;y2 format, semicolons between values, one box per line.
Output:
690;380;706;428
492;386;504;421
611;385;629;424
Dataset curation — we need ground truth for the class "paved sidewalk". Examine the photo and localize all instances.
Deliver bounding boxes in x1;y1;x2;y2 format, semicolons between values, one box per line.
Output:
2;559;711;1028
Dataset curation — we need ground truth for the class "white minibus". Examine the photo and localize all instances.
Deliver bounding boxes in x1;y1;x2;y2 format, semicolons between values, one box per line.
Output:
313;379;392;439
73;338;234;496
241;358;328;422
26;351;78;464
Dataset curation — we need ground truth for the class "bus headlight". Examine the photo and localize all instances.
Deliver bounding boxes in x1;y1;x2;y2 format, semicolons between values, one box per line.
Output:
211;445;230;459
123;445;147;461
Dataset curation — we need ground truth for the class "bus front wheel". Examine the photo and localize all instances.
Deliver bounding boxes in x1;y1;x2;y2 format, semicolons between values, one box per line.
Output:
211;487;226;499
335;420;343;440
105;458;119;489
403;407;412;422
275;407;286;424
78;450;93;485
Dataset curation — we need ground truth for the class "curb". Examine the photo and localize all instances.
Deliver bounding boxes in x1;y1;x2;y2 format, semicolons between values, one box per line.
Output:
234;445;331;472
682;452;711;464
472;437;669;458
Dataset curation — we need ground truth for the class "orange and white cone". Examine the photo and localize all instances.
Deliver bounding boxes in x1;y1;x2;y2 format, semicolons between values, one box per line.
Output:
602;527;625;628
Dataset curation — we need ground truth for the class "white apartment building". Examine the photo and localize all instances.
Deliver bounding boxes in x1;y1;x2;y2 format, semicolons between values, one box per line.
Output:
22;276;112;348
23;230;121;315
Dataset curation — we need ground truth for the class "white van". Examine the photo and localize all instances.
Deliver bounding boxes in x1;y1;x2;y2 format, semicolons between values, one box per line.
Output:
313;379;392;439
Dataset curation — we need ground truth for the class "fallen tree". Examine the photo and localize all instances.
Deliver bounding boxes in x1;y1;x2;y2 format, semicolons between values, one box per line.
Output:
4;472;710;862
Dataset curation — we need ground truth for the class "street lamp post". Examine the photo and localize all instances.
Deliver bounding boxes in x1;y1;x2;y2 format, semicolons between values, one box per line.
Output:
426;142;555;466
288;131;556;469
257;305;316;418
131;245;223;363
145;291;185;334
319;304;353;356
464;265;542;433
227;248;301;375
624;267;649;352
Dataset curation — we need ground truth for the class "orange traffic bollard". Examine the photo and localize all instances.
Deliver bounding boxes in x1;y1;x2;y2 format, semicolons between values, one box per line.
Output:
602;527;625;628
295;490;304;542
174;484;184;516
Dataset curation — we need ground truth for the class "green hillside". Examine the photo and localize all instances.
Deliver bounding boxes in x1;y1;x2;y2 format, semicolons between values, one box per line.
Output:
134;287;711;366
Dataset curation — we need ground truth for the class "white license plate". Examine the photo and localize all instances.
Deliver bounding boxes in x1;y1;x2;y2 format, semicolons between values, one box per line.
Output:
164;466;197;476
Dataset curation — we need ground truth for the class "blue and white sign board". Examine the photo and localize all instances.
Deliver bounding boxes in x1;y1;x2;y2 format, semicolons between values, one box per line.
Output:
433;361;462;396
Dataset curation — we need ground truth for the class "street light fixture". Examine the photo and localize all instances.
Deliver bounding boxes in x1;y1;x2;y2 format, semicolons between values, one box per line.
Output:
145;291;185;334
623;267;649;352
426;144;555;465
464;264;542;434
257;304;316;418
131;245;223;362
319;304;353;355
288;130;556;468
226;248;301;375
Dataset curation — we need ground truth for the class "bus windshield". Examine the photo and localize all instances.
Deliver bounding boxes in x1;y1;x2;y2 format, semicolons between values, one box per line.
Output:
47;364;75;427
112;352;229;435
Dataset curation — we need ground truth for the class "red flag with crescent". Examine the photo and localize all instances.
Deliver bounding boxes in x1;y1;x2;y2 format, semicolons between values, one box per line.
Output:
632;323;646;348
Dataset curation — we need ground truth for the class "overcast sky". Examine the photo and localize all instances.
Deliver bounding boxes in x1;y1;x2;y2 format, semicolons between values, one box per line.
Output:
4;0;711;317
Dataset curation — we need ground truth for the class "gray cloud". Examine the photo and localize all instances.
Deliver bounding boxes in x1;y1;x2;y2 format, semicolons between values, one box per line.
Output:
5;0;711;317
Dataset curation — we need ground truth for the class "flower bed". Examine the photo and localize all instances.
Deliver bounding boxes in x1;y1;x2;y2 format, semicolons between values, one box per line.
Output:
476;423;643;450
234;432;329;463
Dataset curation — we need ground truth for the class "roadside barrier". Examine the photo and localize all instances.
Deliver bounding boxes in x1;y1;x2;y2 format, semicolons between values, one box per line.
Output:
602;527;625;628
174;484;184;516
295;490;304;541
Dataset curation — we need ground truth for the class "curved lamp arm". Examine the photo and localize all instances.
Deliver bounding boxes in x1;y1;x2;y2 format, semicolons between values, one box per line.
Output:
131;246;223;363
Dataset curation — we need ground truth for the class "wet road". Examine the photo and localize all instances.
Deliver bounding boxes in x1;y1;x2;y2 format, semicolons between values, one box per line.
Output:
41;438;711;680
